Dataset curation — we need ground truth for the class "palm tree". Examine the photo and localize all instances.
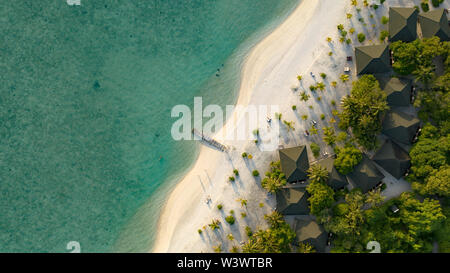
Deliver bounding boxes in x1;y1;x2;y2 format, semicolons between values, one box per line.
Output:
209;219;221;230
316;82;326;91
323;126;336;146
310;126;318;135
238;198;248;208
340;74;349;83
413;65;435;87
366;188;385;207
300;91;310;102
283;120;295;131
307;164;329;184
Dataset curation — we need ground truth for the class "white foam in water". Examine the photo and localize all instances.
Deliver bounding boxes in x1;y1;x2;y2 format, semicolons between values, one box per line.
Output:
66;0;81;6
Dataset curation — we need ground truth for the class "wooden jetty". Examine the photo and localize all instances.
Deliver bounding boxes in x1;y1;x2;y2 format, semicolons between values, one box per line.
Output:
192;129;228;152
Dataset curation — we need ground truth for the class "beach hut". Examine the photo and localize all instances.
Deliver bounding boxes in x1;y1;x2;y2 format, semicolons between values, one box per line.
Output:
355;44;391;75
276;185;310;215
389;7;418;42
294;217;327;253
314;157;348;191
279;146;310;183
372;139;411;179
346;155;385;193
419;8;450;41
377;77;412;107
382;108;421;145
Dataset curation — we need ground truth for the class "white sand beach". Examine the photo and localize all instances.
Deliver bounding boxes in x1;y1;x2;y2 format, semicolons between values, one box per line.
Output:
152;0;431;252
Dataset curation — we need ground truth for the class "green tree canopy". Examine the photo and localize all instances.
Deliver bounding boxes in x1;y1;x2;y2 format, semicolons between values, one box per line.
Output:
339;75;388;150
261;161;287;193
242;212;296;253
334;145;363;175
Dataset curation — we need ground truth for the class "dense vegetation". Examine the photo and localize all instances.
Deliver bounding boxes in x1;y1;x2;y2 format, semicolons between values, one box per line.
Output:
334;145;363;175
242;212;296;253
261;161;287;193
339;75;389;150
324;191;445;253
306;165;335;215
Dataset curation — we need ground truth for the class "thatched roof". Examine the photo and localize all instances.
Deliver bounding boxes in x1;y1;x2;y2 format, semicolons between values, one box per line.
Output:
315;157;348;190
389;7;418;42
378;77;411;107
419;8;450;41
372;139;411;179
279;146;309;182
276;185;310;215
346;155;384;193
382;108;420;145
355;44;391;75
294;218;327;253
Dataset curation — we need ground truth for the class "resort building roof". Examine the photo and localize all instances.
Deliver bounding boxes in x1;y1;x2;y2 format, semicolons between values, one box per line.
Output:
372;139;411;179
419;8;450;41
378;77;412;107
355;44;391;75
382;108;421;145
389;7;418;42
294;217;327;253
279;146;309;183
346;155;384;193
314;157;348;191
276;185;310;215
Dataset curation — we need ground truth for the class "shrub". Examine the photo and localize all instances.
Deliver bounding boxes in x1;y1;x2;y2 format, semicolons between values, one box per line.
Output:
217;204;223;210
248;154;253;159
262;161;287;193
421;1;429;12
233;169;239;176
198;229;202;234
379;30;389;42
241;212;247;218
334;146;363;175
320;73;327;79
331;100;336;106
431;0;442;7
357;33;366;43
381;16;389;25
252;170;259;177
309;85;317;92
225;215;235;225
229;176;235;182
245;226;253;237
242;152;248;158
310;142;321;158
320;114;325;120
292;105;297;110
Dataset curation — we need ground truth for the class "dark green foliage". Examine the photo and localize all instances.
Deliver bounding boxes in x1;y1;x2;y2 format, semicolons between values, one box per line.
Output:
421;1;429;12
306;166;335;215
390;37;447;76
261;161;287;193
329;192;445;253
357;33;366;43
225;215;235;225
242;212;296;253
408;124;450;197
252;170;259;177
310;142;321;158
339;75;388;150
334;145;363;175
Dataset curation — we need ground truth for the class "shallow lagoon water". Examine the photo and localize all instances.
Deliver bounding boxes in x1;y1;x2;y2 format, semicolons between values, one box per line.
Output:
0;0;299;252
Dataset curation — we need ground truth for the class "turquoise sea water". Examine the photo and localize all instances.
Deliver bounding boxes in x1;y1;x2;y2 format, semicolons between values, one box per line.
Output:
0;0;299;252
